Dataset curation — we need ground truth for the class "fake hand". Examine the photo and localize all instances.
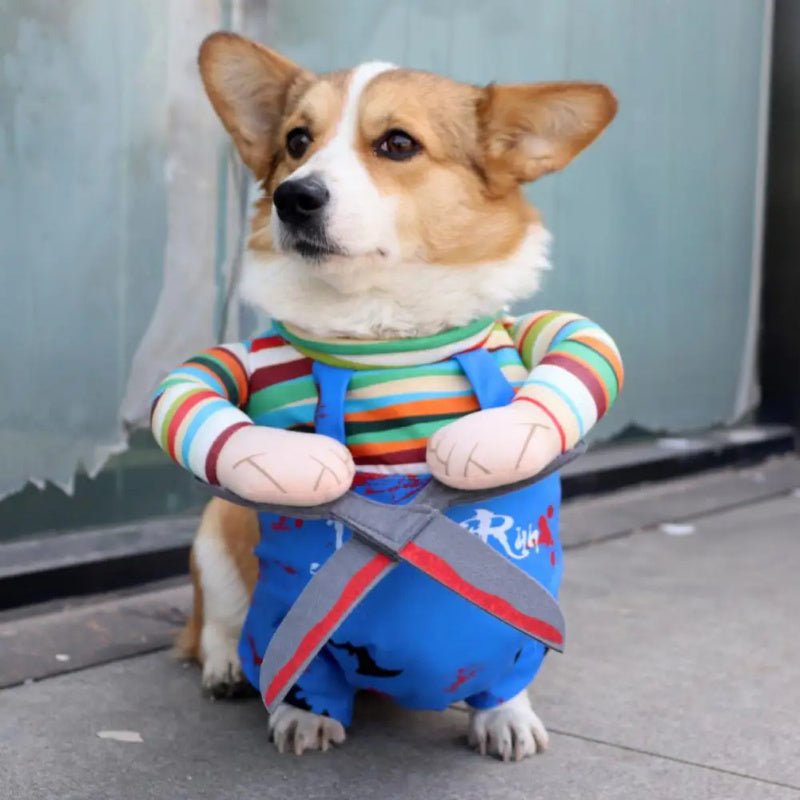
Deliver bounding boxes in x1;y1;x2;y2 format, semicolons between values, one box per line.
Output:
215;426;355;506
426;402;563;491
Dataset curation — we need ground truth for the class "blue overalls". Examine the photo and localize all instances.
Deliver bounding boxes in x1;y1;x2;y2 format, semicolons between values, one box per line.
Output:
238;348;562;725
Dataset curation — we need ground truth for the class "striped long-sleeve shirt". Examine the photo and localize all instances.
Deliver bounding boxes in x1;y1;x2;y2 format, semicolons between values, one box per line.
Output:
151;311;624;482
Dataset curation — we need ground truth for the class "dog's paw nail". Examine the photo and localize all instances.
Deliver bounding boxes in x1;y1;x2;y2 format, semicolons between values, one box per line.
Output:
272;727;288;754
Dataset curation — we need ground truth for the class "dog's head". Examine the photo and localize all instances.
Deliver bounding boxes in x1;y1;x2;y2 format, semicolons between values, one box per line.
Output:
199;33;616;338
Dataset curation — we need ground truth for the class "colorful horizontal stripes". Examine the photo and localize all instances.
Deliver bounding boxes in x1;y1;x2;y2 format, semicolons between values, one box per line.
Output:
275;317;496;369
508;311;625;450
151;312;623;481
151;343;254;483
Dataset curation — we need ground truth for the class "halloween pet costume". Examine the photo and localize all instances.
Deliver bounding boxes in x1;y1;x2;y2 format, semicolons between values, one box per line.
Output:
152;312;623;725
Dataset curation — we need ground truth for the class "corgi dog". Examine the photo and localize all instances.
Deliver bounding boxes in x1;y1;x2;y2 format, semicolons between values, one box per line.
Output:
155;31;620;761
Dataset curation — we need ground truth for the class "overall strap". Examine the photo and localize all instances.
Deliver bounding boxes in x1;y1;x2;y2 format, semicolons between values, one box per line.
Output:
454;348;515;410
312;346;514;444
312;361;354;444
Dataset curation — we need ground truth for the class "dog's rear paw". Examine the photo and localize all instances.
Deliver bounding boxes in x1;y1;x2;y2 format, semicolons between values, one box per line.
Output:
201;661;258;700
199;621;257;700
201;645;257;700
268;703;346;755
468;691;548;762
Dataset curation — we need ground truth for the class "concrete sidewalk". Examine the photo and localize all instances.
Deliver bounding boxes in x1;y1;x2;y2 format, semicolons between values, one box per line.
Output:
2;467;800;799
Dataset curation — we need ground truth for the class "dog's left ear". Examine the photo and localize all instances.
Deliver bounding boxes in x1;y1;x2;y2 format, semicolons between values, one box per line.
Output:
199;32;313;177
478;82;617;193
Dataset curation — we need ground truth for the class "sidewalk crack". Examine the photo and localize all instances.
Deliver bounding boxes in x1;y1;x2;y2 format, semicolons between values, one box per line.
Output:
548;728;800;792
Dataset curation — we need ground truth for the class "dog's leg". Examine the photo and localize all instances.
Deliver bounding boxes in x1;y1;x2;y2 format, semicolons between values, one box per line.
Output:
173;546;204;663
468;690;548;761
195;531;252;697
191;501;258;698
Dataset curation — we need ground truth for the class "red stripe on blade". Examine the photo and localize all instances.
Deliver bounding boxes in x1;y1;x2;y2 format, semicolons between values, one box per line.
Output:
400;542;563;647
263;552;393;707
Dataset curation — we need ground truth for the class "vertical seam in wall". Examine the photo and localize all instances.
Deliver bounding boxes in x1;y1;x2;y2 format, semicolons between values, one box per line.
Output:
115;1;133;493
733;0;775;419
213;0;235;340
213;143;229;340
233;0;270;339
220;0;262;341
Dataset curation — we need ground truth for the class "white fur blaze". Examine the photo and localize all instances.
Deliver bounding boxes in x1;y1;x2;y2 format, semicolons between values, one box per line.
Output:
272;61;398;260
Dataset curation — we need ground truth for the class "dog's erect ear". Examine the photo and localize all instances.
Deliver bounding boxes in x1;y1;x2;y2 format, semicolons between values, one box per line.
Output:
478;82;617;193
199;32;312;176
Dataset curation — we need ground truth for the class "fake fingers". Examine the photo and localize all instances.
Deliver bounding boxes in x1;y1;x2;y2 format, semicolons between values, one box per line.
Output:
214;426;355;506
426;402;562;491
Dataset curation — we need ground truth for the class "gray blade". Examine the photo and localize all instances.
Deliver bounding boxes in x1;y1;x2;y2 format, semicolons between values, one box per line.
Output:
198;480;338;519
399;515;565;651
196;441;585;517
415;440;587;511
259;538;397;713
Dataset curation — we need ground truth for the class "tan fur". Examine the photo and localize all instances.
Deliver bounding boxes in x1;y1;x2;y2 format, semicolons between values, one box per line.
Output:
354;70;538;264
248;67;539;265
173;546;203;660
199;33;313;176
478;81;618;192
177;497;260;664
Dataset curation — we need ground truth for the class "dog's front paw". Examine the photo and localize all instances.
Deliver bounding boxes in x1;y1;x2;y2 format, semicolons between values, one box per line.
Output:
268;703;346;755
468;691;548;762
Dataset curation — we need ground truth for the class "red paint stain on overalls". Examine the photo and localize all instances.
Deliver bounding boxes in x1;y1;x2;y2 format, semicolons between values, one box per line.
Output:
444;665;481;693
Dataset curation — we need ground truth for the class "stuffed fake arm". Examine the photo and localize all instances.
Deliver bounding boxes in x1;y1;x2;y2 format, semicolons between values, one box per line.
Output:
150;341;354;505
427;311;623;490
150;343;255;484
507;310;625;452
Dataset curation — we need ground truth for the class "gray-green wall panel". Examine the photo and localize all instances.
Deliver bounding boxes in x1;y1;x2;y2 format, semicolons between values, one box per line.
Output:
264;0;769;439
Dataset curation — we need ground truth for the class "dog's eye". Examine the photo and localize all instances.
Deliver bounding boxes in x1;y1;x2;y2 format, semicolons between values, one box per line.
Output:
286;127;312;159
375;129;421;161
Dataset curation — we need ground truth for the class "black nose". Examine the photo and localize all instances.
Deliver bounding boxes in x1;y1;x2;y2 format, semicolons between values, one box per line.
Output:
273;176;330;227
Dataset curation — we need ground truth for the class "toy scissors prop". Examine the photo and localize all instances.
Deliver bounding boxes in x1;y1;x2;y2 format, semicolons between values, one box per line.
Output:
202;443;584;712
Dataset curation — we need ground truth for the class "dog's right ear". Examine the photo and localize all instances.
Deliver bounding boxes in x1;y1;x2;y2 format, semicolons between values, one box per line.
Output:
477;81;617;195
199;32;312;177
